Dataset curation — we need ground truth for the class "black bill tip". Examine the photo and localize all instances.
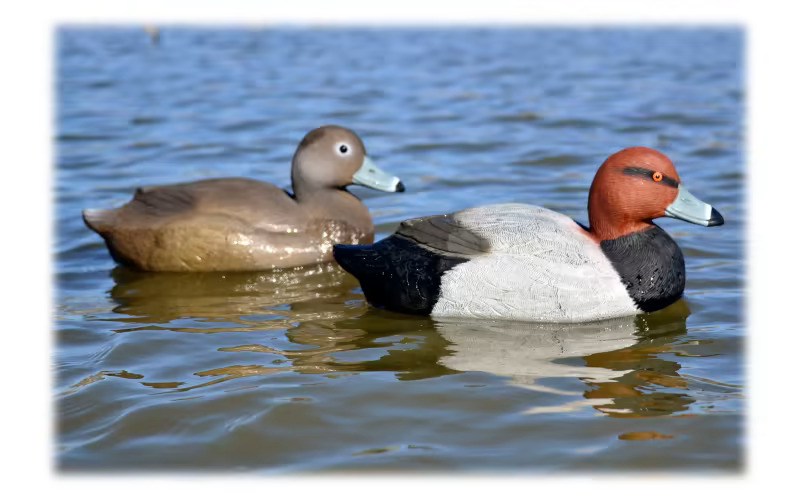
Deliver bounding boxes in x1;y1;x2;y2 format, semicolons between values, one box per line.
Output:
708;207;725;226
395;181;406;193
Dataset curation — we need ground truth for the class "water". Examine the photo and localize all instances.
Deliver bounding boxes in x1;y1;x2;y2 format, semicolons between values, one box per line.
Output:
55;27;744;473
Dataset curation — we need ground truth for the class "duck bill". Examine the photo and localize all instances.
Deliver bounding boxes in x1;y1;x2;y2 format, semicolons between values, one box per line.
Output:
664;185;724;226
352;157;405;193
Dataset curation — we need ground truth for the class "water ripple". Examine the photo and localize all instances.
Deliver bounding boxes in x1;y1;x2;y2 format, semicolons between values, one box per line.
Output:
55;27;743;472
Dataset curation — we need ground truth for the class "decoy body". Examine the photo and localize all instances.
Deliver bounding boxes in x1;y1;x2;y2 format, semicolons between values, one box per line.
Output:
83;125;404;272
334;147;724;323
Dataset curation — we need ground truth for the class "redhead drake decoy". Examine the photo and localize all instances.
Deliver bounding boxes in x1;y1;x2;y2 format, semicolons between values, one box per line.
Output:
333;147;723;323
83;125;405;272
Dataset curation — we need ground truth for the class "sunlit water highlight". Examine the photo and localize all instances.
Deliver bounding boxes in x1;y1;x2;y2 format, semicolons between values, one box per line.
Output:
56;27;743;472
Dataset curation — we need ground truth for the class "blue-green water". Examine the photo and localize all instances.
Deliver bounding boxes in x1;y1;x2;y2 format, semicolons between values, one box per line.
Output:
55;27;743;472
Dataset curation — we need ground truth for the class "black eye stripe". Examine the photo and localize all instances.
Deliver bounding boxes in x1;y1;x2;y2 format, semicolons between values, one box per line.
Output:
622;166;679;188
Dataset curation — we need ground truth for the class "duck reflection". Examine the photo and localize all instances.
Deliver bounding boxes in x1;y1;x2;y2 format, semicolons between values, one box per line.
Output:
181;301;694;418
433;300;693;417
284;313;452;380
107;262;364;331
100;264;698;418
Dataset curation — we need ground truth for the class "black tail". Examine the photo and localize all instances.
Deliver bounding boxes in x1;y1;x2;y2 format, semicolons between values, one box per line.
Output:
333;236;468;315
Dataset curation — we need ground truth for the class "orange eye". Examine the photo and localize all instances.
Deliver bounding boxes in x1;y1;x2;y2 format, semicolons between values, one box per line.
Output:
652;171;663;182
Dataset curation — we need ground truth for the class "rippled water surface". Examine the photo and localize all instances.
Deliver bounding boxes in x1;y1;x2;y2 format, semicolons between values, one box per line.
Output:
56;27;744;473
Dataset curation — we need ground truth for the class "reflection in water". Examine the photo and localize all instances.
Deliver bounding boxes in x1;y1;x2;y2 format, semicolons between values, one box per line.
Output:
107;262;364;331
437;316;641;384
97;265;704;419
435;300;693;417
202;314;452;385
56;28;743;469
196;301;696;418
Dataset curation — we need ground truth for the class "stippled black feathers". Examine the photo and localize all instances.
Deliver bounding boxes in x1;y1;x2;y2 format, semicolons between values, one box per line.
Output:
600;225;685;312
333;235;469;315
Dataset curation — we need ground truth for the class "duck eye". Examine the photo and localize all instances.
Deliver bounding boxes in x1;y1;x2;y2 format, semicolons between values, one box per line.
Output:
652;171;663;182
336;143;350;155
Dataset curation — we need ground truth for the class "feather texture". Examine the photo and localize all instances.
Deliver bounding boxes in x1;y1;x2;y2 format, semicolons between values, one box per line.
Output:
431;204;639;322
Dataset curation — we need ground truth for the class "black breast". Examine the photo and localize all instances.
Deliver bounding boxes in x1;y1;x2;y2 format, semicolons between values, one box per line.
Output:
599;226;685;313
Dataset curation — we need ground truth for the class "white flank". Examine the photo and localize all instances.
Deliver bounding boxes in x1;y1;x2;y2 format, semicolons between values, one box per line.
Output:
431;203;639;322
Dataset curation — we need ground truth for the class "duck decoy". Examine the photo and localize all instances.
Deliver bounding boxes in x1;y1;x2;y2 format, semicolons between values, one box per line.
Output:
83;125;404;271
333;147;723;322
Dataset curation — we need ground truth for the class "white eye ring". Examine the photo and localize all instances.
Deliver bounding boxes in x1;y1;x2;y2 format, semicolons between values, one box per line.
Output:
335;142;352;156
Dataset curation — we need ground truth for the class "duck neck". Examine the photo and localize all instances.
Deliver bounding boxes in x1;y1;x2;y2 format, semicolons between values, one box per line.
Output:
587;191;654;242
294;187;374;238
589;218;655;242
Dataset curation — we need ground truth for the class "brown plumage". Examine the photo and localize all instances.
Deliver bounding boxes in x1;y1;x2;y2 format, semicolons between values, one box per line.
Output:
83;125;404;271
587;147;683;241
